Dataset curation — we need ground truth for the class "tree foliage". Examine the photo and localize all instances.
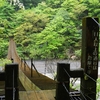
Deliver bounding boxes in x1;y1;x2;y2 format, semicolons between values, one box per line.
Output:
0;0;100;59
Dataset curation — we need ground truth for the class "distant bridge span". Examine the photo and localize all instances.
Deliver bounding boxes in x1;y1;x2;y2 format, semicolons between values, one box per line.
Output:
7;37;56;90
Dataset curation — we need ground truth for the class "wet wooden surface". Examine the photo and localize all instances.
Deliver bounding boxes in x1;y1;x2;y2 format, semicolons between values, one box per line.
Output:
19;90;55;100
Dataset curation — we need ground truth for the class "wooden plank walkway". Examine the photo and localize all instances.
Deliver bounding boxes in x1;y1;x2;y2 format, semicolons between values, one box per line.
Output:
19;90;55;100
7;38;56;99
19;69;40;91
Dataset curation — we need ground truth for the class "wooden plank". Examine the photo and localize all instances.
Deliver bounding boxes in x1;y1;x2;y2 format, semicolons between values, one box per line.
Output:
49;90;55;98
43;90;55;100
19;90;55;100
26;91;38;100
35;91;49;100
19;91;29;100
19;70;40;91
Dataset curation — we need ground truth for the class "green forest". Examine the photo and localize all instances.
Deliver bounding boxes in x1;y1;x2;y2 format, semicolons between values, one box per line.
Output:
0;0;100;60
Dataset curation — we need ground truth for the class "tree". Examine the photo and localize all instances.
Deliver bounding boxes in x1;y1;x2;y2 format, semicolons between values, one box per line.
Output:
0;38;8;58
82;0;100;17
45;0;65;8
0;3;17;37
15;0;86;59
28;28;65;59
1;0;100;59
19;0;42;8
14;10;49;57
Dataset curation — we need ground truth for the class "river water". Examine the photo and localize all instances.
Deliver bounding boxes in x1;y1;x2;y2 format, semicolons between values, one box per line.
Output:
25;59;100;79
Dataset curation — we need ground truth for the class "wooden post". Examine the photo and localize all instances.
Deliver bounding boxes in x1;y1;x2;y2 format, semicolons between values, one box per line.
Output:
5;63;19;100
0;72;5;81
24;59;26;71
31;58;33;77
31;60;40;77
81;17;99;100
56;63;70;100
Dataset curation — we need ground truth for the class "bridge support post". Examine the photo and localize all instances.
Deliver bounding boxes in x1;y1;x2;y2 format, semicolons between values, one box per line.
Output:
81;17;99;100
55;63;70;100
31;58;33;77
5;63;19;100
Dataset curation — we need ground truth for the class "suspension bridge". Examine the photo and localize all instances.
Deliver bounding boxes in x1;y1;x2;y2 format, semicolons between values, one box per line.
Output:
6;37;57;100
0;17;100;100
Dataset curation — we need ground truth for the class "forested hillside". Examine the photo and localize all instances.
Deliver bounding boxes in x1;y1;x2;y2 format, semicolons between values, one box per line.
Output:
0;0;100;59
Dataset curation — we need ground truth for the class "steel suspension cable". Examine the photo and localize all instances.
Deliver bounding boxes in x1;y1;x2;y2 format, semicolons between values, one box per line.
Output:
80;91;87;100
81;83;100;100
92;18;100;28
81;73;99;99
63;68;87;100
81;85;96;94
62;82;75;100
63;69;80;100
63;68;88;99
85;94;94;100
63;67;98;100
63;67;76;88
78;97;81;100
62;82;69;93
80;72;100;99
85;73;97;83
63;68;71;78
84;72;100;93
62;68;80;99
